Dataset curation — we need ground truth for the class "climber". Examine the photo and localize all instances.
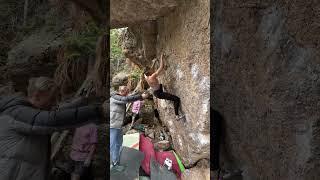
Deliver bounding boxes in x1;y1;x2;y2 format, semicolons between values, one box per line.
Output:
0;76;107;180
147;91;160;121
110;86;149;172
144;53;184;120
69;123;98;180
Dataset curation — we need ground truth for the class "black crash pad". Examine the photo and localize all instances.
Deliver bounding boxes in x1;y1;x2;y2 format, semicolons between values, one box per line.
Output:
150;158;177;180
110;147;144;180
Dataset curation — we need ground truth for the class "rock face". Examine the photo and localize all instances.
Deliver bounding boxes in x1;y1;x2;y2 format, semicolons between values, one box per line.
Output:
7;29;63;65
212;1;320;179
181;168;210;180
155;0;210;167
120;21;157;67
110;0;178;28
118;0;210;167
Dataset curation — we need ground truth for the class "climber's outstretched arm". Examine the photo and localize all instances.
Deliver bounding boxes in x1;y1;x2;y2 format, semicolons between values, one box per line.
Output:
153;54;165;77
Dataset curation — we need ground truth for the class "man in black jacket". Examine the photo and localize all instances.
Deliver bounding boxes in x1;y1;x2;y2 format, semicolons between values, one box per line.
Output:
0;77;107;180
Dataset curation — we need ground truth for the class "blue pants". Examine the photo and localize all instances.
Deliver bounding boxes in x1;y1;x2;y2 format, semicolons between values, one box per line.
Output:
110;128;123;164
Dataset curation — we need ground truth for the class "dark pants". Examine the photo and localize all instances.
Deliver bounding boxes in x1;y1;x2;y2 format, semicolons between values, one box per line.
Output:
153;84;180;116
71;161;89;176
211;109;222;171
123;114;140;126
154;109;160;120
132;113;140;121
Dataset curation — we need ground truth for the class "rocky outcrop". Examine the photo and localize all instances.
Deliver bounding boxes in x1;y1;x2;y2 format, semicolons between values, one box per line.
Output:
212;1;320;179
110;0;177;28
111;72;129;89
0;1;72;92
2;28;63;92
7;28;63;65
120;21;157;68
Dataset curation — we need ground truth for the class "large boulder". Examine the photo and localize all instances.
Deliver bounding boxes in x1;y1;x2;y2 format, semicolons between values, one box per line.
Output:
155;0;210;167
7;27;63;65
0;1;73;92
110;0;177;28
212;1;320;179
111;72;129;89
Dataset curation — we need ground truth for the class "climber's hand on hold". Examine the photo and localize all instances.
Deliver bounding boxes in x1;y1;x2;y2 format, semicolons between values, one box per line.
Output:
160;53;166;64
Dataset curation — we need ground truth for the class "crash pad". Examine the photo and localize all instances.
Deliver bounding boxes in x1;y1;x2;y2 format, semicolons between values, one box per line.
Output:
173;151;185;173
139;134;156;175
123;133;140;150
155;151;181;177
110;147;144;180
150;158;177;180
139;176;150;180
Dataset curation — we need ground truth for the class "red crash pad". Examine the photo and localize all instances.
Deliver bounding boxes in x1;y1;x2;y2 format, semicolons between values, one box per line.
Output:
139;134;156;175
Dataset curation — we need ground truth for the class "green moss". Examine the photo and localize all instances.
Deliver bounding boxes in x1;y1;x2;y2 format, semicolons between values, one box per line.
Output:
110;29;123;61
130;68;144;81
64;21;104;60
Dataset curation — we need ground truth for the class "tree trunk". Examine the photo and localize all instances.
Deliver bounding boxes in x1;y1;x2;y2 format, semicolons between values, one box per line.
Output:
51;34;108;160
51;1;109;177
66;0;106;25
116;59;120;71
23;0;29;27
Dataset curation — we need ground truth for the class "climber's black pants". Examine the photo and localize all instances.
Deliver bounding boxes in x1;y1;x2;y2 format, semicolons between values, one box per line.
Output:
153;84;180;116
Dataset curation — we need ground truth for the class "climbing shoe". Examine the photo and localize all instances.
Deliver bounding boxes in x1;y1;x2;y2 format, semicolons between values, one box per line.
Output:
175;115;185;121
